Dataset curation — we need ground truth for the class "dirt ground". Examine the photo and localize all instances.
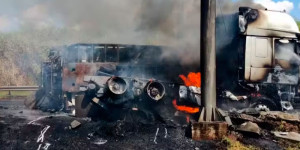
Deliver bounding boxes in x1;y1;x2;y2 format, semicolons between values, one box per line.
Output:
2;99;300;150
0;99;218;150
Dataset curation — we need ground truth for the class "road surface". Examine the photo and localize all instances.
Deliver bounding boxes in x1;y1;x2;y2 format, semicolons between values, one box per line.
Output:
0;99;217;150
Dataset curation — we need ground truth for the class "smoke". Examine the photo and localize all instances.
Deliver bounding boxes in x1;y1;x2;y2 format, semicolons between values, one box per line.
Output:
217;0;264;15
0;0;201;85
29;0;200;59
275;40;300;65
43;0;200;66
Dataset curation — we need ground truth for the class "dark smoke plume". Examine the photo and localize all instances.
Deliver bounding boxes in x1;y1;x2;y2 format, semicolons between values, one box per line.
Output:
0;0;201;85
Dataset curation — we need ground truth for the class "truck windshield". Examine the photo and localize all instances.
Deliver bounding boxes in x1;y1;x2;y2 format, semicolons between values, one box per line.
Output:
266;39;299;84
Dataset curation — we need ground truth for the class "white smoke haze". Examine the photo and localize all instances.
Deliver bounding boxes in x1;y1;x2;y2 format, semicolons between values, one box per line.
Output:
216;0;264;15
0;0;200;85
7;0;199;47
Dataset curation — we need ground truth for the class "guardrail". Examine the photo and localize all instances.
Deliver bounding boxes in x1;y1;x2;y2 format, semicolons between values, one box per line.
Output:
0;86;39;97
0;86;39;91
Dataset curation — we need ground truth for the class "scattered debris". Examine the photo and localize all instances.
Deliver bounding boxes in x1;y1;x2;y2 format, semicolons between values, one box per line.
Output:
132;107;138;111
37;125;50;143
37;144;42;150
93;138;107;145
43;143;51;150
164;128;167;138
217;108;233;126
37;143;51;150
273;132;300;142
92;97;100;103
229;113;263;123
154;128;159;144
235;108;260;115
70;120;81;129
28;116;50;125
236;121;260;135
260;111;300;122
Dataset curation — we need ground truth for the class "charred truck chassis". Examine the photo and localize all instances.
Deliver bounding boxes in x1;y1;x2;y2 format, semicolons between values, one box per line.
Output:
36;7;300;117
36;43;200;120
216;7;300;111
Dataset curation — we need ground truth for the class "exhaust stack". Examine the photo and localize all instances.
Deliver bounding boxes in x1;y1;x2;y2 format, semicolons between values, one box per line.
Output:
145;81;165;101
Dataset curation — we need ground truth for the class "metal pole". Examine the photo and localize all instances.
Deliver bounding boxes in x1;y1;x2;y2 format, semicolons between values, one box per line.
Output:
200;0;216;122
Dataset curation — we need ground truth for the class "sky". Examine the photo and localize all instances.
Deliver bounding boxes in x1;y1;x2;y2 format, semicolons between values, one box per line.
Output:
253;0;300;20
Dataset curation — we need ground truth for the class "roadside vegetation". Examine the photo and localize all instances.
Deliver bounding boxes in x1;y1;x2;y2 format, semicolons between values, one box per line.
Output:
0;28;81;86
0;91;34;99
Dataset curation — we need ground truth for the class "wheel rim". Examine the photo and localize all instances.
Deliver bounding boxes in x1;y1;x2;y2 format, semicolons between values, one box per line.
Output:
255;104;270;111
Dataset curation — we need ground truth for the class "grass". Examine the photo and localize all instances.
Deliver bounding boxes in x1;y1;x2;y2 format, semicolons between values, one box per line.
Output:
222;135;259;150
297;21;300;31
276;121;286;131
0;91;34;99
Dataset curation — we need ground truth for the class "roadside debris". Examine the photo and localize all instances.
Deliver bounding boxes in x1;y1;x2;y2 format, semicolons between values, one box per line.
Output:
70;120;81;129
273;132;300;142
154;128;159;144
260;111;300;122
229;113;263;123
93;138;108;145
37;143;51;150
236;121;260;135
28;116;51;125
217;108;232;126
37;125;50;143
164;128;168;138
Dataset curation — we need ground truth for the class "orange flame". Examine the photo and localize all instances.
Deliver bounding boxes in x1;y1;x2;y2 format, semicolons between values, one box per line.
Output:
172;99;199;114
179;72;201;87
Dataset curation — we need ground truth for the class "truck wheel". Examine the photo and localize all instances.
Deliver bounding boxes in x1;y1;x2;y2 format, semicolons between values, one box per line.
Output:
250;98;278;111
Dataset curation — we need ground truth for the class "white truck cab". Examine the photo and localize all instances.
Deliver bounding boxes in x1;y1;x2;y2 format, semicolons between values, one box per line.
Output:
240;7;300;84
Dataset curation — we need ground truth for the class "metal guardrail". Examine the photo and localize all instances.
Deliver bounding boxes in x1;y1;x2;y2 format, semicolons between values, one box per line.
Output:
0;86;39;91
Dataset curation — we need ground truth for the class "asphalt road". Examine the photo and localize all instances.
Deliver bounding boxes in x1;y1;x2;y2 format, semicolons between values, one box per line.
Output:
0;99;218;150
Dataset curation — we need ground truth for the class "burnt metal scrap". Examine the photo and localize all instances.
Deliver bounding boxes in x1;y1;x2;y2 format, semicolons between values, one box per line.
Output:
33;43;201;124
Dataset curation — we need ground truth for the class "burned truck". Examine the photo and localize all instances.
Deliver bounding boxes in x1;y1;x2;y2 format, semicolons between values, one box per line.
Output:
35;44;200;120
216;7;300;111
35;7;300;119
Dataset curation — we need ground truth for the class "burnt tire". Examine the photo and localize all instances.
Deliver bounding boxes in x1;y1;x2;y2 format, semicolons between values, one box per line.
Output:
250;97;279;111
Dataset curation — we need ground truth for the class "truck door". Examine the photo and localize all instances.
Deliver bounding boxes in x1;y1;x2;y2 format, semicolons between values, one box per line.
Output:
244;36;273;82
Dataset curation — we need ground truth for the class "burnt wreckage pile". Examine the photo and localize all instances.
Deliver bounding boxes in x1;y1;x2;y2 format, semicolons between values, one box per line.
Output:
33;43;200;123
29;7;300;143
34;7;300;122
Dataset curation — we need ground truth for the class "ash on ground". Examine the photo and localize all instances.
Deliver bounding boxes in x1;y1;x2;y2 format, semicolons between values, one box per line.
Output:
0;99;217;150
